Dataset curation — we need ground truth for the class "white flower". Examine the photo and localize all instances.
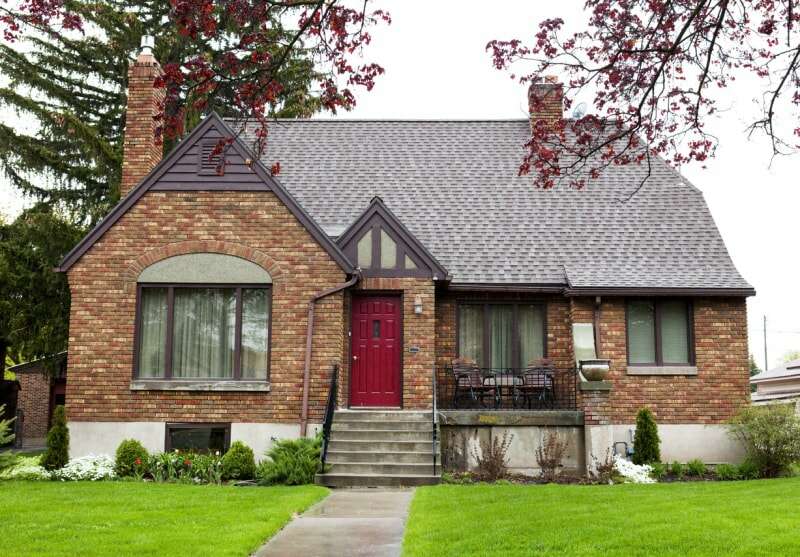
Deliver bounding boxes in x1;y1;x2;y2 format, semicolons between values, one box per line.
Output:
613;455;656;484
50;454;116;481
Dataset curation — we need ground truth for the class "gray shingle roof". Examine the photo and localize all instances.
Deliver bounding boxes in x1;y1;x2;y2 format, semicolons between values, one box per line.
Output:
239;119;752;291
751;360;800;383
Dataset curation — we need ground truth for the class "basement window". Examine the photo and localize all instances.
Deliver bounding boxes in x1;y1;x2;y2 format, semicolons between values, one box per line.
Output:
165;423;230;454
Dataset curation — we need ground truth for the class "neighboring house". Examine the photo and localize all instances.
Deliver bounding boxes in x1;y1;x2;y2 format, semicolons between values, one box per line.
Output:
7;353;67;448
751;360;800;413
56;40;753;484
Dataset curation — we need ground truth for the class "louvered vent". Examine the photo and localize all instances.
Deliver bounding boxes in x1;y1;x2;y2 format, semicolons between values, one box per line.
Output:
198;141;224;175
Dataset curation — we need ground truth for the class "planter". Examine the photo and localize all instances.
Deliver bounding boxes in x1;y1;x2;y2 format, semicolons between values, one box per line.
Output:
580;359;611;381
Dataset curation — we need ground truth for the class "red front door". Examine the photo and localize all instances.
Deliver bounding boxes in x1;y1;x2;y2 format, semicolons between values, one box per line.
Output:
350;295;402;407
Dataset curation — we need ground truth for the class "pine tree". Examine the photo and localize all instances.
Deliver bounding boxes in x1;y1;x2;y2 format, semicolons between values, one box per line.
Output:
0;0;324;223
0;404;16;470
41;405;69;471
632;407;661;464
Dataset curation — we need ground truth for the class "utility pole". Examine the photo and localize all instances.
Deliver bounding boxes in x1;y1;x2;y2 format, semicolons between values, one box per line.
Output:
763;315;768;372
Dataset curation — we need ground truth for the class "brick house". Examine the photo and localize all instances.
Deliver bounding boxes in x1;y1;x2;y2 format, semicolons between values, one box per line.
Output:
7;353;67;448
57;42;753;484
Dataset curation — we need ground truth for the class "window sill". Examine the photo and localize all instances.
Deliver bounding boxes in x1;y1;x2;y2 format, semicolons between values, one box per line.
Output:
130;379;270;392
626;366;697;376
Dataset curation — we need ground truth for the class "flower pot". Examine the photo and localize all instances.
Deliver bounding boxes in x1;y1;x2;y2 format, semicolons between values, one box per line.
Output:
580;359;611;381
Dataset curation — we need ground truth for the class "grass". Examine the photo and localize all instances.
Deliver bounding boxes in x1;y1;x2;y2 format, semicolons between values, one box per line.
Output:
1;481;327;556
403;478;800;556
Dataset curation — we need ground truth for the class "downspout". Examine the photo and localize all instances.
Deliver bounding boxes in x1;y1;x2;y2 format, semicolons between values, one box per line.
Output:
300;271;361;436
593;295;602;357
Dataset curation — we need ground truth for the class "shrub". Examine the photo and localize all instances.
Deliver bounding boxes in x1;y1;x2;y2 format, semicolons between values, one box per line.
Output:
0;455;48;480
0;405;16;471
51;454;115;481
41;405;69;471
686;458;707;477
728;405;800;477
472;431;513;481
591;449;616;483
114;439;149;478
221;441;256;480
715;463;740;481
256;436;321;486
649;461;667;481
670;461;684;479
189;453;224;484
737;458;760;480
632;408;660;464
535;432;567;483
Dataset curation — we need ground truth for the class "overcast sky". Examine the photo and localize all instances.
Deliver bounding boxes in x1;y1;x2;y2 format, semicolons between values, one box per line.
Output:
1;0;798;370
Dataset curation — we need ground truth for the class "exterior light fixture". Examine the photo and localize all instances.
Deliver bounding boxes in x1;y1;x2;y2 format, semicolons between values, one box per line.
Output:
414;295;423;315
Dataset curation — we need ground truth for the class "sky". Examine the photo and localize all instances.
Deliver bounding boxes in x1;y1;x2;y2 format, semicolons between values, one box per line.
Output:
1;0;798;370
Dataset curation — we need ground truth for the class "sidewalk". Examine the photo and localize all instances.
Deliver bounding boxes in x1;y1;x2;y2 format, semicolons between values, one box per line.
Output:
255;489;414;557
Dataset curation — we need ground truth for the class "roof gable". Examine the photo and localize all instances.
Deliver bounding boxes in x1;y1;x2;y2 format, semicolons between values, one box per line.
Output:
337;196;448;279
57;113;353;273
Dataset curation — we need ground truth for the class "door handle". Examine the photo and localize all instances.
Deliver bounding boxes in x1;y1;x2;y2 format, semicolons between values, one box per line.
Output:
353;355;358;361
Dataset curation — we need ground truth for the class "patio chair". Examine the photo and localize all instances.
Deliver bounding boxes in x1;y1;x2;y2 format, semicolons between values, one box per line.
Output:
451;358;499;409
514;359;555;409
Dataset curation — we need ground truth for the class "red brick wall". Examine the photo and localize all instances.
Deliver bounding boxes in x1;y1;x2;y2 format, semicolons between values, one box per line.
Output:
66;190;346;424
17;372;51;444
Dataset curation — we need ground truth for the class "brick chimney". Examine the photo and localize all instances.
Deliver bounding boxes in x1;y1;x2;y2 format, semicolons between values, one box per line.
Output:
528;76;564;132
120;36;164;198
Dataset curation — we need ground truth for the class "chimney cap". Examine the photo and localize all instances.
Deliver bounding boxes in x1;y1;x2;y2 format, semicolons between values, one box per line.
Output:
140;35;155;55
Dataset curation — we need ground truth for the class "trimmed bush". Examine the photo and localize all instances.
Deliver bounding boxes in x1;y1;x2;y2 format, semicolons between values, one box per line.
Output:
715;463;740;481
686;458;707;477
728;404;800;477
632;408;661;464
670;461;684;479
221;441;256;480
41;405;69;471
114;439;149;477
256;436;321;486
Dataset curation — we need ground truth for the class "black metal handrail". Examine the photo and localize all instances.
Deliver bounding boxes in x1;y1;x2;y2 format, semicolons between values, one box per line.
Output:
431;365;438;476
320;363;339;469
436;366;578;411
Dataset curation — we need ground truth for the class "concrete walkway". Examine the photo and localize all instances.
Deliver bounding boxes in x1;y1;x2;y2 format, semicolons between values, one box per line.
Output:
254;489;414;557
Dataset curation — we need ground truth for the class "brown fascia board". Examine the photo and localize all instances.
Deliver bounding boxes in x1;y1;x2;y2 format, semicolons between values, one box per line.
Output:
56;112;354;274
564;286;756;297
446;283;566;294
337;196;450;280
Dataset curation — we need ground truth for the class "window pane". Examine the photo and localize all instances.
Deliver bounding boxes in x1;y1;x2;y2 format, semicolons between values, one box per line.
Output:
241;289;269;379
172;288;236;378
491;305;514;369
168;426;227;454
380;229;397;268
661;301;690;363
357;230;372;268
628;301;656;364
404;255;417;269
519;305;545;366
458;305;483;365
138;288;167;378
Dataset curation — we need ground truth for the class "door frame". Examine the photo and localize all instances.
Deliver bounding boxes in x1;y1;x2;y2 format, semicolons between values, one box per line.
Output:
348;291;404;408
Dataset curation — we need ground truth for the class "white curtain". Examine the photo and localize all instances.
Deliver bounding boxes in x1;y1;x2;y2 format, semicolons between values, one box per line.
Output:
661;301;689;363
458;305;484;365
491;305;514;369
138;288;167;377
172;288;236;378
628;301;656;364
241;289;270;379
519;305;545;366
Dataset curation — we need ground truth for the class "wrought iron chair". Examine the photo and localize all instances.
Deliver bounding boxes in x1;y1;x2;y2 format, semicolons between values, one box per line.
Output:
451;358;499;409
514;359;555;409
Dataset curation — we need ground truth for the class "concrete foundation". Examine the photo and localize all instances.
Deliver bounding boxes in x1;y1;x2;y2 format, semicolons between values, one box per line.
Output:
611;424;745;464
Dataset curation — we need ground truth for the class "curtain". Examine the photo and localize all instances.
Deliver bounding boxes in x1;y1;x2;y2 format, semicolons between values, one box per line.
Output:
380;229;397;268
491;305;514;369
458;305;483;365
241;289;270;379
519;305;545;366
172;288;236;378
661;301;689;363
628;301;656;364
138;288;167;377
357;230;372;268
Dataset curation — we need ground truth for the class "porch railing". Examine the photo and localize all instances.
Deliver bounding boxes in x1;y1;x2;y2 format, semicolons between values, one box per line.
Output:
431;365;438;476
319;363;339;469
435;365;578;411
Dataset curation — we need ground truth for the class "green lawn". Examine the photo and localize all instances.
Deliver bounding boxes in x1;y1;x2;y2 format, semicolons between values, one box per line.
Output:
2;481;327;556
403;479;800;556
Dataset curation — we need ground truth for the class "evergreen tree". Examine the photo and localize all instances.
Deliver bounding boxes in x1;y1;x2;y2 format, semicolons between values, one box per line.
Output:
0;404;16;469
41;405;69;471
632;407;661;465
0;0;324;223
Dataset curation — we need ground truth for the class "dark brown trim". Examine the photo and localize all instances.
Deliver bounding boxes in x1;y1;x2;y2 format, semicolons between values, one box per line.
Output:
56;112;354;274
164;422;231;453
567;286;755;297
133;283;272;381
625;298;695;367
447;283;565;293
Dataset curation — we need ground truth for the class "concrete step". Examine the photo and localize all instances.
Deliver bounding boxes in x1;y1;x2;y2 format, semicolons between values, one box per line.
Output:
315;472;441;488
327;439;435;452
328;429;433;442
327;462;437;475
326;450;433;464
332;420;433;432
334;411;431;422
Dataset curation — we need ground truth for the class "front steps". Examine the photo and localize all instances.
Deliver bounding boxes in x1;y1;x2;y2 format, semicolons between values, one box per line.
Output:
315;410;441;488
